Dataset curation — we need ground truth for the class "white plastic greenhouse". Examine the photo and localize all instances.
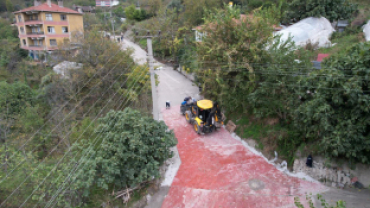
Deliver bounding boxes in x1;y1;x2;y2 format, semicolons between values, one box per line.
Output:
275;17;335;48
364;20;370;41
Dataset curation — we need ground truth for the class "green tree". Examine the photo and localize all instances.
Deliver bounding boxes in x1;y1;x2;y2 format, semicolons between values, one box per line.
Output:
194;6;275;112
0;81;35;115
113;6;125;18
5;0;13;12
183;0;225;26
293;42;370;163
125;4;147;21
73;108;177;199
288;0;357;22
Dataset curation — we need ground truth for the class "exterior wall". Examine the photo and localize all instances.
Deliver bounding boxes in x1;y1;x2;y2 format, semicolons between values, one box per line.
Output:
15;11;83;51
194;30;205;42
68;14;83;32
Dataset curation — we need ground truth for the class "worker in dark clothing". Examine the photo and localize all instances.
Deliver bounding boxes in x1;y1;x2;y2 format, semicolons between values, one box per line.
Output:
306;155;313;168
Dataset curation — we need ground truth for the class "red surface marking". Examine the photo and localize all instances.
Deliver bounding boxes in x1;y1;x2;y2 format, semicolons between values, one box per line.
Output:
161;106;326;208
317;54;330;62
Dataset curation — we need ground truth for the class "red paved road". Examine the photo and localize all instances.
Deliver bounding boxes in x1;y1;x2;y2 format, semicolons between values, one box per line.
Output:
161;106;326;208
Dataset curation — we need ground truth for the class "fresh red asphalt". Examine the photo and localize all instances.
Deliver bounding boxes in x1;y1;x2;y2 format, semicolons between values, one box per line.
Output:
161;106;326;208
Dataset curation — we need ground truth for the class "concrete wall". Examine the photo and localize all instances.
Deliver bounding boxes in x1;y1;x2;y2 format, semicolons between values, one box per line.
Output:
177;65;195;81
293;156;370;188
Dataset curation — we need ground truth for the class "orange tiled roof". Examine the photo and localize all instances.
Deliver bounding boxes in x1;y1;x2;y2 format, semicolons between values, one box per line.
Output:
14;3;81;14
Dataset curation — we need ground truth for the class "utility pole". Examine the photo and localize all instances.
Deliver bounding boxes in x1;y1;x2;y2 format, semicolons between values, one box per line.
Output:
135;30;160;120
146;35;159;120
110;7;115;41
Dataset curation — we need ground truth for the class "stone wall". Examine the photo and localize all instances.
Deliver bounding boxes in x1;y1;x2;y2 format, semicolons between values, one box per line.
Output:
176;66;195;82
293;156;370;188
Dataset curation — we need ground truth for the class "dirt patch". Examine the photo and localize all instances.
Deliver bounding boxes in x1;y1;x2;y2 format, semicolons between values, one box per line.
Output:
264;118;279;126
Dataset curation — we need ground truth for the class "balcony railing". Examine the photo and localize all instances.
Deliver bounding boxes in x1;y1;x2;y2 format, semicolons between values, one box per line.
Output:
27;31;44;35
25;18;40;22
28;45;43;47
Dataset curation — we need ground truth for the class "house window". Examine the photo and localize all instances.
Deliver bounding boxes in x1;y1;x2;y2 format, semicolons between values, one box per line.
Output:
18;15;22;22
45;13;53;21
50;39;57;46
60;14;67;21
22;39;26;45
47;26;55;34
62;27;69;33
20;27;25;34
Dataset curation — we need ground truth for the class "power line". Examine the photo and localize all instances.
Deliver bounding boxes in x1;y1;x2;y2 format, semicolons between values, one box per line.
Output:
0;60;139;207
0;57;134;179
28;64;148;208
0;49;127;170
43;70;149;208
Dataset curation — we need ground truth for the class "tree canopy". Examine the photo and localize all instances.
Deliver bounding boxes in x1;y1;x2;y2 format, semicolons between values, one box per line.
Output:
73;108;177;199
288;0;357;22
294;42;370;163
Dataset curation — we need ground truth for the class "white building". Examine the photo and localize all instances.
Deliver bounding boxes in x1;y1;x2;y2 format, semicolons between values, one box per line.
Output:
96;0;119;7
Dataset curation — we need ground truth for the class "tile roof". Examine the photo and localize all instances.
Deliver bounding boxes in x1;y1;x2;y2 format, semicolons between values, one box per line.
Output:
14;3;82;14
317;54;330;62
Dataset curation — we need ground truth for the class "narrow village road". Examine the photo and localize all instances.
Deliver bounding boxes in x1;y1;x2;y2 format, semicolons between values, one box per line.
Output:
122;38;200;208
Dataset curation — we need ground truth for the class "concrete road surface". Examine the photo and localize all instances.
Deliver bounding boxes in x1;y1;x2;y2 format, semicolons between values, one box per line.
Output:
122;39;200;208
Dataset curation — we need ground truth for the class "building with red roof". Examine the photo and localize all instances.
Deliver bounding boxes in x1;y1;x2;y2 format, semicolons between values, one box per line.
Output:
13;0;84;60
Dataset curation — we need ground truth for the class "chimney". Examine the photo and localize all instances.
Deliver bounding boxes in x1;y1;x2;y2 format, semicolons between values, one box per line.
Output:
58;0;63;7
34;0;40;6
47;0;52;7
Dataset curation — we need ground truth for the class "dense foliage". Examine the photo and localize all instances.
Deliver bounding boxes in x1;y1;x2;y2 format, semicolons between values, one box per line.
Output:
194;6;305;113
288;0;358;22
125;4;148;21
74;109;177;197
0;30;154;207
294;42;370;163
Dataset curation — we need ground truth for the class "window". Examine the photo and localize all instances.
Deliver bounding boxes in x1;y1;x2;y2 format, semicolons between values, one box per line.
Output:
50;39;57;46
62;27;69;33
20;27;25;34
47;26;55;34
18;15;22;22
22;39;26;45
60;14;67;21
45;13;53;21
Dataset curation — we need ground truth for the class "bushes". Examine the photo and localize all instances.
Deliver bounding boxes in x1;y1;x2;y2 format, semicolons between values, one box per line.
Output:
125;4;147;21
293;42;370;163
288;0;358;22
71;108;177;201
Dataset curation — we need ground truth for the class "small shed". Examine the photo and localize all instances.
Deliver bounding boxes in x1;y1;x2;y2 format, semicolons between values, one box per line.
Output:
53;61;83;78
337;20;349;32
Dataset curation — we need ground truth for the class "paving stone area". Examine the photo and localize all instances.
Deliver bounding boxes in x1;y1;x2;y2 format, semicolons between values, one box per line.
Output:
161;106;327;208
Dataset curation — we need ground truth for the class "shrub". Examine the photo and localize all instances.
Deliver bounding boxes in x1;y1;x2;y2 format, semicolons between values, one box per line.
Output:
288;0;358;22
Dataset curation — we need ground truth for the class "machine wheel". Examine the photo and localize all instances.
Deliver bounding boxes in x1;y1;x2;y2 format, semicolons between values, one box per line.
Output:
185;111;191;123
180;105;186;115
193;123;201;134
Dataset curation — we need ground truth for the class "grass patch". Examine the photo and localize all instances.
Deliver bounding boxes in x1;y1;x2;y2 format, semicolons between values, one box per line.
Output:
138;39;147;49
86;183;150;208
314;31;363;59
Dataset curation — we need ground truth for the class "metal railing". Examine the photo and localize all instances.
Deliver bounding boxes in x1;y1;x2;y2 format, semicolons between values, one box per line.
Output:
28;45;43;48
27;31;44;35
25;18;40;22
